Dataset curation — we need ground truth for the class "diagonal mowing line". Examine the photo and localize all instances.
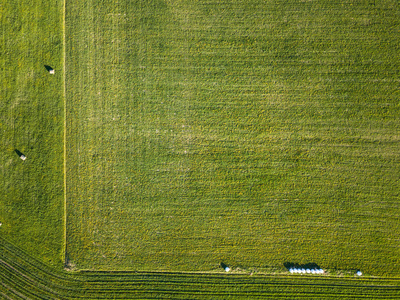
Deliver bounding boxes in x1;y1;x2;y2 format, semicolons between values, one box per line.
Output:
63;0;67;265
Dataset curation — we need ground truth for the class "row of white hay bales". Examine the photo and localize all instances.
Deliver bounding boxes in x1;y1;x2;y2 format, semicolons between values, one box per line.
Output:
289;268;324;274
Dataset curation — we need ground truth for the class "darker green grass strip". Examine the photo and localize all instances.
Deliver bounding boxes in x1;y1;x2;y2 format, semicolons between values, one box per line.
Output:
0;0;64;267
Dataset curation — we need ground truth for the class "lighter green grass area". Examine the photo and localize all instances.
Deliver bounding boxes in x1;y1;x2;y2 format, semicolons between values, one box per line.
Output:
65;0;400;275
0;0;64;267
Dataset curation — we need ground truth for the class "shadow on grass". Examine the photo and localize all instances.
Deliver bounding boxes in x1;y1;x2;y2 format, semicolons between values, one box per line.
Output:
44;65;54;72
220;262;229;271
284;262;321;270
14;149;25;158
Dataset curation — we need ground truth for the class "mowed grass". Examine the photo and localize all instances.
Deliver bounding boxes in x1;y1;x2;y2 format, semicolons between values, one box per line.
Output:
65;0;400;274
0;0;64;267
2;237;400;300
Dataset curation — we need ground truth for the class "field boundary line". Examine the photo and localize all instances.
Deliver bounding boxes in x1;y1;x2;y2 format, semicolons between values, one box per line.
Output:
62;0;67;266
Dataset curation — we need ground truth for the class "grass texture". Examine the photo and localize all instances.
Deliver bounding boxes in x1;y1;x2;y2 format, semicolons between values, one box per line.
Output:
1;237;400;299
0;0;64;267
64;0;400;275
1;0;400;298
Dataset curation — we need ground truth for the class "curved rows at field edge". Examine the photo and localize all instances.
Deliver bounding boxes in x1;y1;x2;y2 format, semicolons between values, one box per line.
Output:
1;237;399;299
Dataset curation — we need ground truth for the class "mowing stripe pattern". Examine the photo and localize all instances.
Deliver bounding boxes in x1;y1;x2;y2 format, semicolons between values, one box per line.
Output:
1;237;400;299
64;0;400;273
1;0;400;298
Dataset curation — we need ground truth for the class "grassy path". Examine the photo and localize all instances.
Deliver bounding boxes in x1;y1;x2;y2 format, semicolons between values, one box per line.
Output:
63;0;68;266
1;237;400;299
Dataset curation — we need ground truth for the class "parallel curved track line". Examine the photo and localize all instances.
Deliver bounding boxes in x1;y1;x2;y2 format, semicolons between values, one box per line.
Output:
1;237;400;299
2;0;400;298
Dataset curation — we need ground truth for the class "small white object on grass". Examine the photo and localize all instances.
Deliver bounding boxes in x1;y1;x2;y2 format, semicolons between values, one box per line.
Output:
0;222;2;226
225;267;231;272
20;155;26;161
357;271;362;276
49;69;55;74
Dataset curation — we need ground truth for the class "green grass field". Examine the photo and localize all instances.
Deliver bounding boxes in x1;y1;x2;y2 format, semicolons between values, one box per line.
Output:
0;0;64;267
65;0;400;275
1;0;400;298
2;237;400;299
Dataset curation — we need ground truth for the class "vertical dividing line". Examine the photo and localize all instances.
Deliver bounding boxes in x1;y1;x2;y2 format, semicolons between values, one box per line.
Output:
63;0;67;265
